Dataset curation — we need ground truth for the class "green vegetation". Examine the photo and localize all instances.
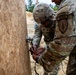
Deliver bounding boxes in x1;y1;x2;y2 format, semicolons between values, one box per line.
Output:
53;5;58;11
25;0;58;12
26;4;35;12
25;3;58;13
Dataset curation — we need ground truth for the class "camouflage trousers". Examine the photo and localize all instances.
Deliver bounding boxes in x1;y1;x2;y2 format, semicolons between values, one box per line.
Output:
66;45;76;75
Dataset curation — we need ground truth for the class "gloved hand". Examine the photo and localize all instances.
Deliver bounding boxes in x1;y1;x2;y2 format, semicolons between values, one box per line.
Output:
29;46;45;62
32;47;45;61
29;45;37;54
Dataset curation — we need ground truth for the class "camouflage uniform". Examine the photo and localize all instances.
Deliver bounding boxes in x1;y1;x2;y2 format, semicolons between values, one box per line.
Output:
37;0;76;74
33;22;55;47
32;3;59;75
33;22;57;75
54;0;76;75
57;0;76;75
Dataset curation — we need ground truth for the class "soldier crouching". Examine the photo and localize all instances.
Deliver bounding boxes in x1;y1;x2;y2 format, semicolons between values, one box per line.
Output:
30;3;59;75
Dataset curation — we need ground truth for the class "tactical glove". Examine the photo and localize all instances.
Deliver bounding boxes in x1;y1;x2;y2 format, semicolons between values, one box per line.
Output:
29;46;45;62
29;45;37;54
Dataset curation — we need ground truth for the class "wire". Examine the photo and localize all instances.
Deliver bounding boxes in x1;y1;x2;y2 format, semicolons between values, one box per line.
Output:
34;62;39;75
61;62;66;75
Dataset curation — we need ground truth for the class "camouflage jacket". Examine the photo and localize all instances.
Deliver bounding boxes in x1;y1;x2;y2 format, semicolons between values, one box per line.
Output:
58;0;76;34
50;0;76;56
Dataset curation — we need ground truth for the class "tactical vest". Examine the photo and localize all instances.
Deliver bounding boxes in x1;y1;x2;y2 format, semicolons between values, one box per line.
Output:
40;24;55;43
50;5;76;56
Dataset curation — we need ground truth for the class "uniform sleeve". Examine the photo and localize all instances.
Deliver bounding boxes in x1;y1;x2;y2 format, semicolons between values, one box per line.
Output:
69;1;76;34
73;2;76;33
74;5;76;33
32;23;42;47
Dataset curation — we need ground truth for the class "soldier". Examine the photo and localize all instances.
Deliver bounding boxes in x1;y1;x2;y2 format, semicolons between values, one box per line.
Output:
51;0;76;75
30;3;59;75
30;0;76;75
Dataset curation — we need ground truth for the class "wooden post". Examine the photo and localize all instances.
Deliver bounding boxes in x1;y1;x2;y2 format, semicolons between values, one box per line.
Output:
0;0;31;75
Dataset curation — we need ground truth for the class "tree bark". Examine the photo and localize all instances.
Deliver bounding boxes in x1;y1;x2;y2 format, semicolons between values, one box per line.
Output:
0;0;31;75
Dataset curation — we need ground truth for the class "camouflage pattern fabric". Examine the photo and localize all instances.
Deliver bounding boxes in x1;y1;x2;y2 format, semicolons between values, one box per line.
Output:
66;46;76;75
33;3;55;24
33;3;58;75
36;0;76;74
32;22;55;47
32;23;58;75
57;0;76;74
32;3;58;75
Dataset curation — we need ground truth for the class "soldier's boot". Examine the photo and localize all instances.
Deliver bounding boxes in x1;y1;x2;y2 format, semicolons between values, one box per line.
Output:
66;46;76;75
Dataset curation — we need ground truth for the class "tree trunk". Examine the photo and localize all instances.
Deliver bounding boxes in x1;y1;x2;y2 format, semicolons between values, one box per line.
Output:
0;0;31;75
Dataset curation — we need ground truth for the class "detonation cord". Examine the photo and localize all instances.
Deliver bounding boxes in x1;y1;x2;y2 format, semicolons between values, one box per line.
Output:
61;58;68;75
61;62;66;75
34;62;39;75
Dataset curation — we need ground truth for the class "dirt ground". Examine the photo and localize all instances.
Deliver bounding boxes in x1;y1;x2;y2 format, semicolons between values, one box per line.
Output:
26;11;69;75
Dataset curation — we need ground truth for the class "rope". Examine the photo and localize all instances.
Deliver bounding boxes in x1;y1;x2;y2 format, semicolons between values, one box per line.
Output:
34;62;39;75
61;62;66;75
61;58;68;75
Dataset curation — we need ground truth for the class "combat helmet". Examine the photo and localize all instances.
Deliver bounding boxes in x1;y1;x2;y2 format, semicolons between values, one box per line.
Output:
33;3;55;24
